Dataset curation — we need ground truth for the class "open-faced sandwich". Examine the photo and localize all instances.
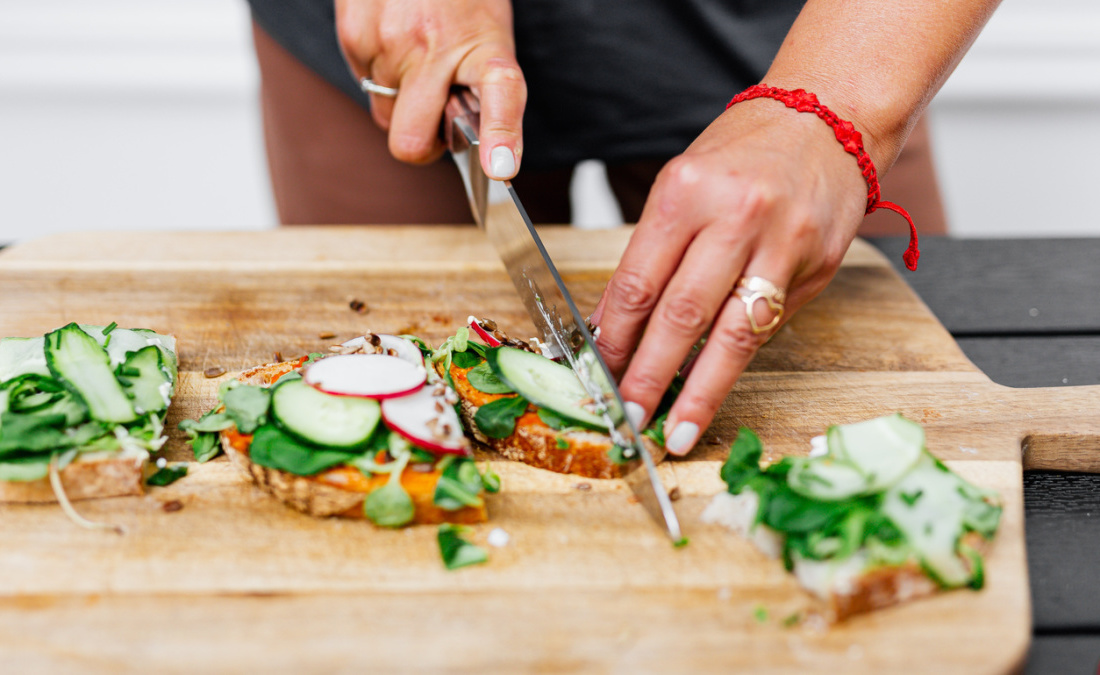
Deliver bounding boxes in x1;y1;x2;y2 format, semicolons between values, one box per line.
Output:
182;333;498;529
0;323;178;523
432;317;670;480
703;414;1002;622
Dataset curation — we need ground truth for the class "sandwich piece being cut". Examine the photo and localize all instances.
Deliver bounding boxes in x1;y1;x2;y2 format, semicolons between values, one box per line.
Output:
433;318;671;480
181;333;497;527
703;414;1003;622
0;323;178;514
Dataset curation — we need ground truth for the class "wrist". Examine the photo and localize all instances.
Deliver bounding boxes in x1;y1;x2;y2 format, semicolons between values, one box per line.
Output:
726;83;920;270
758;71;913;172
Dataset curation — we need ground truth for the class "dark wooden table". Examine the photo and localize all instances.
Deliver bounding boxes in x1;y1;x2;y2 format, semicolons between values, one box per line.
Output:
870;237;1100;675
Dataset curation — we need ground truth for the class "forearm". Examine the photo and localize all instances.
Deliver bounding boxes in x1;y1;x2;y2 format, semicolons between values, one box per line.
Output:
763;0;1002;171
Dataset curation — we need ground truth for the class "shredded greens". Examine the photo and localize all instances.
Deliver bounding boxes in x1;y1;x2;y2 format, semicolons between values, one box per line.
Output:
718;422;1002;589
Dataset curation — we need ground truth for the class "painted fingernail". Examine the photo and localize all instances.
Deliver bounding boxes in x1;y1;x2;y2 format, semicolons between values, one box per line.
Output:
624;401;646;429
490;146;515;179
666;421;699;455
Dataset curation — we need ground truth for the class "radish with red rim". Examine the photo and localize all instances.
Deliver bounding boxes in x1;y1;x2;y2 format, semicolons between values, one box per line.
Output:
340;334;424;367
382;385;470;455
304;354;426;399
467;316;502;347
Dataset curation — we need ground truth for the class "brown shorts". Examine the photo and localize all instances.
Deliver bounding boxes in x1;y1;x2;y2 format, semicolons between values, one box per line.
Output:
253;22;946;236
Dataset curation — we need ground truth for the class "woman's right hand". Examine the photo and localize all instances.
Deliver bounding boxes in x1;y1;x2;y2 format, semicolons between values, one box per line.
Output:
335;0;526;179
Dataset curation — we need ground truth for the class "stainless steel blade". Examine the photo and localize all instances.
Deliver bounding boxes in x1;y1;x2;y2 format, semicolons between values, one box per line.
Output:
445;89;683;542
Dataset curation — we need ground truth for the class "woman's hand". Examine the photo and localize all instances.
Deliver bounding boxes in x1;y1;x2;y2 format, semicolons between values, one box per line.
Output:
335;0;525;179
591;98;870;456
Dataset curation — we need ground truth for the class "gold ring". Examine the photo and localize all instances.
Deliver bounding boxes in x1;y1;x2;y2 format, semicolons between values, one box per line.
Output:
734;276;786;334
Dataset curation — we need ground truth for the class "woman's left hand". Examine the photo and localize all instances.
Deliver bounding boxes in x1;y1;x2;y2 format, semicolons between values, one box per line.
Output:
590;97;870;456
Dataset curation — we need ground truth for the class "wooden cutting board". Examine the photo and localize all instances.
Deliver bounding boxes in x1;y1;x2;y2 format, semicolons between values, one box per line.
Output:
1;226;1096;674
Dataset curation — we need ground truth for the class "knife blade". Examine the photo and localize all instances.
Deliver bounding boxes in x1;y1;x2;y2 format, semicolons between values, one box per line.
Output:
444;89;683;542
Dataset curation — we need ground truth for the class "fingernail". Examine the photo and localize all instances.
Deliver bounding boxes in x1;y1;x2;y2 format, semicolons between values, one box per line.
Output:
665;421;699;455
624;401;646;429
490;146;515;179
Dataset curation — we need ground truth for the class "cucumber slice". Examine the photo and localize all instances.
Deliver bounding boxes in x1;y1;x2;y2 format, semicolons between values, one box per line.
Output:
881;453;972;587
271;379;381;449
826;413;924;492
0;337;49;381
485;346;605;428
787;457;871;501
44;323;137;424
120;345;172;415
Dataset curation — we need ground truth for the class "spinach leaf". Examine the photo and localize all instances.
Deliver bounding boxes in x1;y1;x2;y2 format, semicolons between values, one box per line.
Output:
536;408;570;430
179;409;235;462
222;384;271;434
473;396;529;439
190;432;221;463
146;464;188;486
466;361;512;394
719;427;764;494
248;425;359;476
640;409;671;447
465;340;489;358
437;523;488;570
451;349;482;369
180;409;234;434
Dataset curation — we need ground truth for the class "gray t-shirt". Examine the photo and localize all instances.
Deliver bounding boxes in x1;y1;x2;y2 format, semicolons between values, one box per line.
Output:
247;0;804;169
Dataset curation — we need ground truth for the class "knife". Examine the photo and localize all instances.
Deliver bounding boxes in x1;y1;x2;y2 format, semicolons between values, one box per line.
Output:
443;89;683;542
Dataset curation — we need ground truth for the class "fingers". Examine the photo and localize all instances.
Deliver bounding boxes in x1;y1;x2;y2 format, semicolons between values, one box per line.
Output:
386;62;452;164
612;219;758;427
466;54;526;179
658;256;796;456
332;0;525;173
592;158;722;378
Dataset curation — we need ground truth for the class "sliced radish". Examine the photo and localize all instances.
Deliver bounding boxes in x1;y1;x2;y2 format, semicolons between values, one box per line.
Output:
304;354;426;399
467;316;502;347
382;385;470;455
340;334;425;367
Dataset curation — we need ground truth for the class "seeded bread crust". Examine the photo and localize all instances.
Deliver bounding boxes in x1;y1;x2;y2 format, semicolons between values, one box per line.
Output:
221;359;487;524
0;453;145;504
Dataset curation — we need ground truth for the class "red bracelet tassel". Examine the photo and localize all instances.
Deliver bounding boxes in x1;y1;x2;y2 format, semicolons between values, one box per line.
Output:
727;84;920;271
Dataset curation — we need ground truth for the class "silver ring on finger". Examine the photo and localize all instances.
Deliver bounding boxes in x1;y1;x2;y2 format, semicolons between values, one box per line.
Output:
359;78;399;97
734;276;786;335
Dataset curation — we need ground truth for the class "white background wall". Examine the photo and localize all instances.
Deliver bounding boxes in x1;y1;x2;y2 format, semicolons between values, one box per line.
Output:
1;0;1098;244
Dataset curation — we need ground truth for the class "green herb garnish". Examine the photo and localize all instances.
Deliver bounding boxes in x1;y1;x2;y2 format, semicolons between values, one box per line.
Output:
101;322;118;336
466;361;512;393
248;425;359;476
146;464;188;486
473;395;529;439
364;445;414;527
437;523;489;570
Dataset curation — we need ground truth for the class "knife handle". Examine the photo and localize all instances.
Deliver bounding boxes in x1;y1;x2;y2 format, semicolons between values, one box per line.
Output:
443;87;481;154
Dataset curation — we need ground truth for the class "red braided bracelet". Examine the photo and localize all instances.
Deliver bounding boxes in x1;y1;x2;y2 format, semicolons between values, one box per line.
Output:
727;84;920;271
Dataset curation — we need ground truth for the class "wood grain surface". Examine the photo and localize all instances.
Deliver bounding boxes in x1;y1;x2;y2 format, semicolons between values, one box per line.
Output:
1;226;1096;674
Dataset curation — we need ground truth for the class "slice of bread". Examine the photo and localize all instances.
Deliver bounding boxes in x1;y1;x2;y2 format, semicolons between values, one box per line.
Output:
0;449;146;504
222;360;487;524
446;360;662;480
703;490;987;622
